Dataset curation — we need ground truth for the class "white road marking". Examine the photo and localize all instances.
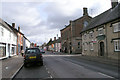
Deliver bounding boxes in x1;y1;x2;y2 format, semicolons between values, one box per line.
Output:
50;75;53;78
5;67;8;69
45;65;53;78
47;71;50;73
98;72;114;78
43;54;81;57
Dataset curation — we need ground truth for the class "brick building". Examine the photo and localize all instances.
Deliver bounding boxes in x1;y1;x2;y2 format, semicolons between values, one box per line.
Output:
61;8;92;54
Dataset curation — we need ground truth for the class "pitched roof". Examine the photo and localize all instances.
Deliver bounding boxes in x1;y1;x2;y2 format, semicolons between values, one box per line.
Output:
0;18;12;31
4;21;24;35
81;3;120;32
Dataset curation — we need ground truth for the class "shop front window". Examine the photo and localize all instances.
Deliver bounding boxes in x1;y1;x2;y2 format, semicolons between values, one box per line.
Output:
0;44;6;57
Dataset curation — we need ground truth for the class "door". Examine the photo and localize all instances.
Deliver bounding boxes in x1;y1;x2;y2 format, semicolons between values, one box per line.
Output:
100;42;104;56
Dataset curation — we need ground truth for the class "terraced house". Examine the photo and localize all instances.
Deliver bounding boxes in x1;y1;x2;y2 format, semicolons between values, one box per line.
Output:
0;18;17;59
61;8;92;54
81;1;120;59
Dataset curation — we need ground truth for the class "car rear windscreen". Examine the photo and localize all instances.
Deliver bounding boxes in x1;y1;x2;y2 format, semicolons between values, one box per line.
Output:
25;49;40;54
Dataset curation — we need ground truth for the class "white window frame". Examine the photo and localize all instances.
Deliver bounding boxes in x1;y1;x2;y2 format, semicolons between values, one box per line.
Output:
90;42;94;50
113;22;120;32
114;40;120;51
1;27;4;36
84;33;87;40
84;43;87;50
89;31;94;38
98;28;103;36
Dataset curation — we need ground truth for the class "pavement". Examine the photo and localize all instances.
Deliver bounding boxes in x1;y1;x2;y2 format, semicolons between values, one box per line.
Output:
68;55;119;67
1;54;23;79
46;51;119;67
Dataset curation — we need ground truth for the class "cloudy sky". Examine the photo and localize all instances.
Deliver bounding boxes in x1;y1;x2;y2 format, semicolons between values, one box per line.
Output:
0;0;113;45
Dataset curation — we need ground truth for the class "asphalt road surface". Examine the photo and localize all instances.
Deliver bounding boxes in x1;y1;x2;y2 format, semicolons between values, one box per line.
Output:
14;52;117;79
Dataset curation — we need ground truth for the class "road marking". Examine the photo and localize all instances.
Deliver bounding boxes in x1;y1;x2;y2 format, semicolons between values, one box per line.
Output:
5;67;8;69
50;75;53;78
47;71;50;73
98;72;114;78
10;63;24;80
45;65;53;78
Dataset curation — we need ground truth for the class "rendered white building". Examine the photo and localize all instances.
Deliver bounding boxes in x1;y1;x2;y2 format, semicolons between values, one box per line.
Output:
23;36;31;51
0;19;17;59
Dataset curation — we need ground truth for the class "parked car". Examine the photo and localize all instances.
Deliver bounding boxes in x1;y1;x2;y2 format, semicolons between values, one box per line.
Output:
24;48;43;67
40;49;45;53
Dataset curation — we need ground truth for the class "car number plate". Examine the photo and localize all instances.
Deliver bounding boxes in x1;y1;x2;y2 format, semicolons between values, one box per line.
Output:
29;56;36;59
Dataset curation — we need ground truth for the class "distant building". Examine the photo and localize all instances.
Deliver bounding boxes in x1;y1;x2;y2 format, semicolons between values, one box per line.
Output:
60;8;92;54
23;36;31;51
81;1;120;59
55;37;61;52
0;18;17;59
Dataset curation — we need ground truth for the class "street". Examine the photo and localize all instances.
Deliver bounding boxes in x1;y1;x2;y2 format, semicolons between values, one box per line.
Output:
13;51;118;79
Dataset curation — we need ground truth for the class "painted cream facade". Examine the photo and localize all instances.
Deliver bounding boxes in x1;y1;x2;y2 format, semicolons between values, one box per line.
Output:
0;19;17;59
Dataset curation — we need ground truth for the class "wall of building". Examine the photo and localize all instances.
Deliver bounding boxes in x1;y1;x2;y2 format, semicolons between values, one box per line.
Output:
0;23;17;59
106;20;120;59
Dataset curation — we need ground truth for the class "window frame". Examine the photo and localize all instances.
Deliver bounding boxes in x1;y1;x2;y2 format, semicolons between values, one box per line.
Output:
114;40;120;51
90;42;94;51
113;22;120;32
89;31;94;38
98;28;104;36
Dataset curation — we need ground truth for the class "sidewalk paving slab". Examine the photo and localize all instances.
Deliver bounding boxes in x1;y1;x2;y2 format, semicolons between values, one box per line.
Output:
1;55;23;79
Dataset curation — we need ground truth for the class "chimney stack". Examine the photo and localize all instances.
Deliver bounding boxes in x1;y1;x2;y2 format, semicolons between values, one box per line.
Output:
54;37;56;41
12;23;15;28
50;38;52;41
18;26;20;32
111;0;118;9
83;7;88;16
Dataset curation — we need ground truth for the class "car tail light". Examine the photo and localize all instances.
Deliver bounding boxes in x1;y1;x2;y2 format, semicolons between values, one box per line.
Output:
40;54;42;56
24;55;26;58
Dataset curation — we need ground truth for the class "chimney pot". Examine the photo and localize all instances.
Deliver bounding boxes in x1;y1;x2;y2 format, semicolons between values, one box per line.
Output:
111;0;118;8
18;26;20;32
83;7;88;16
12;23;15;28
54;37;56;41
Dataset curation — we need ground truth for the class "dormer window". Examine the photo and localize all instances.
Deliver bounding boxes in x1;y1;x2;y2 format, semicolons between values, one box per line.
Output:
84;21;88;27
113;22;120;32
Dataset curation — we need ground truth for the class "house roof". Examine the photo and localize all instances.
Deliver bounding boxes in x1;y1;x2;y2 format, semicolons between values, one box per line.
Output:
81;3;120;33
55;38;61;43
0;18;13;32
4;21;24;35
24;35;31;43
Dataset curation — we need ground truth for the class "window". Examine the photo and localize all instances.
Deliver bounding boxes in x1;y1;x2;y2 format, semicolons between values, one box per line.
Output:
113;22;120;32
84;43;87;50
98;28;103;36
89;31;93;38
114;40;120;51
0;44;6;57
84;33;87;40
78;42;80;48
84;21;88;27
90;43;94;50
1;28;4;36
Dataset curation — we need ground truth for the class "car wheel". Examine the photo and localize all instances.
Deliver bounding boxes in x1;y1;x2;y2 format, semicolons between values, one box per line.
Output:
38;61;43;66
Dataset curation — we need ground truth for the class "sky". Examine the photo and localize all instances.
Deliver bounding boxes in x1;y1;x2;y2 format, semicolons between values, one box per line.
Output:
0;0;113;45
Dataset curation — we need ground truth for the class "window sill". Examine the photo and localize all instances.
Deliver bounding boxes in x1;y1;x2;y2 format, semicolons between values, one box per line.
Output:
113;31;120;33
114;50;120;52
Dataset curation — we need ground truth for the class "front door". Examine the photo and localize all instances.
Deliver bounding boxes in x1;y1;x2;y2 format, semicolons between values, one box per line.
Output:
100;42;104;56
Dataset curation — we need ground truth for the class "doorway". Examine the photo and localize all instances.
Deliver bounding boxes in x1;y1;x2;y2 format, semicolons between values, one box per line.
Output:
99;42;104;56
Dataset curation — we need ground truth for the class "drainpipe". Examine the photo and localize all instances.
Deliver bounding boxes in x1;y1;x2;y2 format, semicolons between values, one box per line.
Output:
105;24;108;59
